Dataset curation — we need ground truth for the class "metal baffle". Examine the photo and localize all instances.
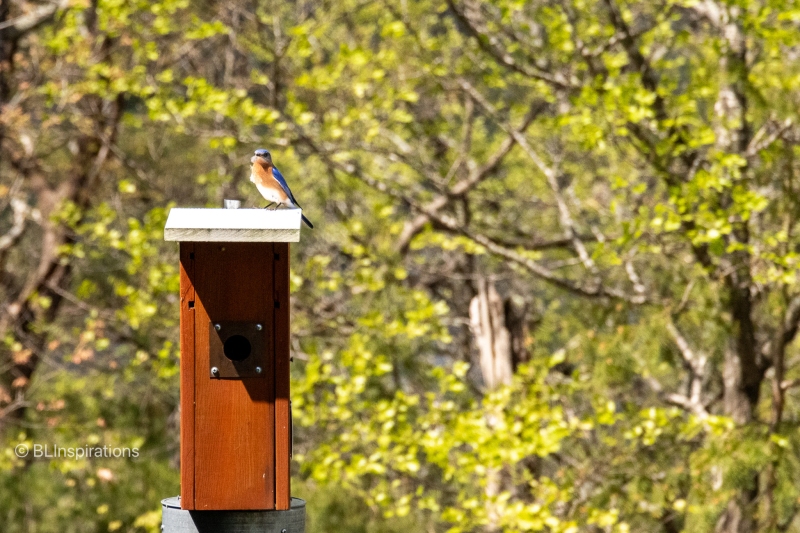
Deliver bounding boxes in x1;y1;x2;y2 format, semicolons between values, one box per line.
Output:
161;497;306;533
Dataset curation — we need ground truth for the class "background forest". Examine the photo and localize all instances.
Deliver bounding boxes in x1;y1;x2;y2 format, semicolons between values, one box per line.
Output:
2;0;800;532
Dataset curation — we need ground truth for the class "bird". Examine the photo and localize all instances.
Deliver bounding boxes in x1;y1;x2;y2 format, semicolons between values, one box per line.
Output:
249;149;313;229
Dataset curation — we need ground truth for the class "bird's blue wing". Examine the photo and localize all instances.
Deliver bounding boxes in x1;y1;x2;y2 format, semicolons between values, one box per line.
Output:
271;166;299;205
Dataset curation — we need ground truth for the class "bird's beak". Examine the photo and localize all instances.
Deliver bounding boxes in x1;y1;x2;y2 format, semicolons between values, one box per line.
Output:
250;155;258;164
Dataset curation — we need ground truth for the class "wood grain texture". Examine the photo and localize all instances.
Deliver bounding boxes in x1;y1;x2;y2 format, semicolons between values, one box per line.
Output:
164;228;299;242
274;242;291;510
179;243;196;509
191;242;275;510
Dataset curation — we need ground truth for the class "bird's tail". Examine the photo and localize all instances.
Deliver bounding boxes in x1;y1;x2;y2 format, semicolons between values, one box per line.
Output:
301;213;314;229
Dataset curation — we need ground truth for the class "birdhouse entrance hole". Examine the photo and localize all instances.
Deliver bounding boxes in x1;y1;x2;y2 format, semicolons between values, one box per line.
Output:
224;335;252;361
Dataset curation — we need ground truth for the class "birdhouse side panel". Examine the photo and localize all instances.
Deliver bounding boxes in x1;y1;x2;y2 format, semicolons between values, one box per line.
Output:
179;243;196;508
190;242;276;510
274;242;291;510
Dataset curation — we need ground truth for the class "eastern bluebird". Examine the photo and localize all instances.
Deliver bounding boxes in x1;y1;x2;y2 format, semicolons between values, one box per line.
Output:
249;149;314;229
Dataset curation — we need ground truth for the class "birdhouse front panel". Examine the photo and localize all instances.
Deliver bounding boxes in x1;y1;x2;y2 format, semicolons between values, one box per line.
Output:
178;240;291;511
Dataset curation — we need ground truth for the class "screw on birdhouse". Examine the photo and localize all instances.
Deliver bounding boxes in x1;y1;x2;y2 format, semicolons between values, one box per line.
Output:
215;323;221;331
256;324;263;331
211;367;219;377
256;366;263;374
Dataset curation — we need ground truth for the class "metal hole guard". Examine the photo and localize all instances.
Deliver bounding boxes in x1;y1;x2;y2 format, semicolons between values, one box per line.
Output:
161;497;306;533
208;321;268;379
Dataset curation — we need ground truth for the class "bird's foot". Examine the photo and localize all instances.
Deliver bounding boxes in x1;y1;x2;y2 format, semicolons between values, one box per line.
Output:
263;203;275;210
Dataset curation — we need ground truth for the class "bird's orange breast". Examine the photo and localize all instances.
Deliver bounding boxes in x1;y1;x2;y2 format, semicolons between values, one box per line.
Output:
251;162;289;201
251;162;273;186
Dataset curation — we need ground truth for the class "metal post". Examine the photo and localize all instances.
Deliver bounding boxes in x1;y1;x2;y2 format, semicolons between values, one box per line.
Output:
161;497;306;533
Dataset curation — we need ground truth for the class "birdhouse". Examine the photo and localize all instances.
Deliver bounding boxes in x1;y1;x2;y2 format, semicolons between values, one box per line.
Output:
164;207;300;511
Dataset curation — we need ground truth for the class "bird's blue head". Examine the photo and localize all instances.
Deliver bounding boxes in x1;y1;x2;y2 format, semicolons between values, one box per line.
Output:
253;149;272;165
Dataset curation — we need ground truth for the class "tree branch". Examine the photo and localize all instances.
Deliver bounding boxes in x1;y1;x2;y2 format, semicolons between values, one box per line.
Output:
458;78;598;274
0;0;70;39
293;121;648;304
445;0;571;89
396;100;547;253
0;197;30;253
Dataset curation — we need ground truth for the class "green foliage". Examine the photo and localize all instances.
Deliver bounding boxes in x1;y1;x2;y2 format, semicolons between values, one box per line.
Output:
4;0;800;532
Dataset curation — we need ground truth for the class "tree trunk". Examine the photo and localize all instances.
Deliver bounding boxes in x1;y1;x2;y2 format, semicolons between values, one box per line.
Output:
469;278;514;391
716;278;762;533
715;347;759;533
469;278;530;532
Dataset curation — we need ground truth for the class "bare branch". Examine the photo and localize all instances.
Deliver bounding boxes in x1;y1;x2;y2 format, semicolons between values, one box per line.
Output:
672;279;696;317
778;295;800;350
665;319;708;417
0;397;29;422
746;118;794;159
445;0;571;89
0;0;70;38
683;0;729;32
459;78;597;274
487;234;595;251
666;321;707;378
624;258;647;297
664;392;709;418
640;372;708;417
395;100;547;253
0;197;29;253
456;225;645;303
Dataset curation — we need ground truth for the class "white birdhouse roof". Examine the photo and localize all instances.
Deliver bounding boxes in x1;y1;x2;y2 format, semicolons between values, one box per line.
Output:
164;208;302;242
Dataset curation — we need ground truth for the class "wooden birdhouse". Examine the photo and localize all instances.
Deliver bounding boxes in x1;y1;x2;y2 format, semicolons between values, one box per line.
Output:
164;207;300;511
